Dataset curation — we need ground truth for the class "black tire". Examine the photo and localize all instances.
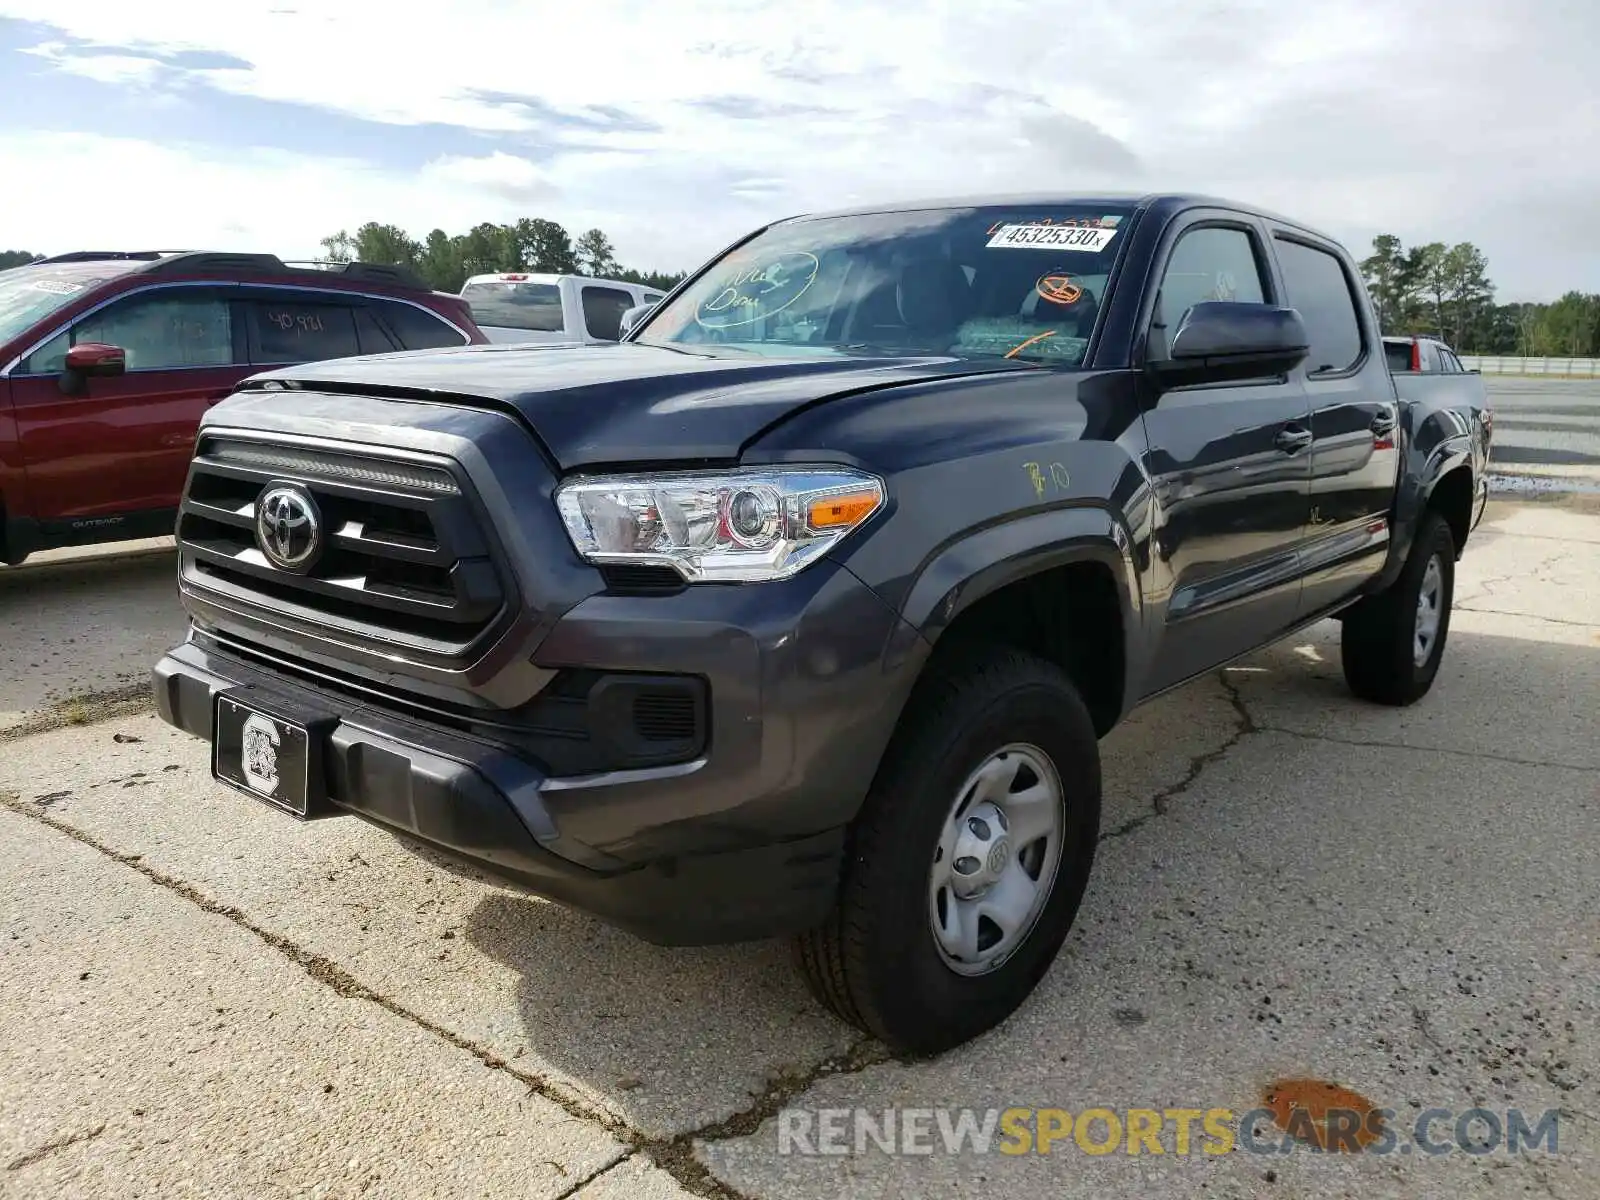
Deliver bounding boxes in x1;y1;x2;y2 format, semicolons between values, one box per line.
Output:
1340;512;1456;706
793;643;1102;1055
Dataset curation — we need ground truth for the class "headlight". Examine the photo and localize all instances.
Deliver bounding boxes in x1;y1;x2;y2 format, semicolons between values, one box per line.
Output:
555;467;885;582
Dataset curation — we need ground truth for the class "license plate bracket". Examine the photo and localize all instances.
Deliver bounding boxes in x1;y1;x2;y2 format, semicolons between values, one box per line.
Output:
212;692;336;819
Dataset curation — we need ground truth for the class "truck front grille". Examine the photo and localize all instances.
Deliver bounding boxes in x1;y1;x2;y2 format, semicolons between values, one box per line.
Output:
178;435;509;656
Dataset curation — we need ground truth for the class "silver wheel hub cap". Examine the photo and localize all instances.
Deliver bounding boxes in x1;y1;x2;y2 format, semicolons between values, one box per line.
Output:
928;743;1065;976
1414;554;1444;667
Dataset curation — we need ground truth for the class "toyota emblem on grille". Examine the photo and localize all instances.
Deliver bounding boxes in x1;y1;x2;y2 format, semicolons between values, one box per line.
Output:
255;483;323;572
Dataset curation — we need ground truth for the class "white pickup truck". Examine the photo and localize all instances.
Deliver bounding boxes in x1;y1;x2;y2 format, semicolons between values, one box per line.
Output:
460;273;666;345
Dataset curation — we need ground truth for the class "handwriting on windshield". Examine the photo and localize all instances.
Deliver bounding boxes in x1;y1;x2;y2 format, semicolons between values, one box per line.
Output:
695;251;819;329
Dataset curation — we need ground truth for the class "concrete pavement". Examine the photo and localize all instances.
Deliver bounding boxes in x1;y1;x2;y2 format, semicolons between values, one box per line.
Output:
1;501;1595;1199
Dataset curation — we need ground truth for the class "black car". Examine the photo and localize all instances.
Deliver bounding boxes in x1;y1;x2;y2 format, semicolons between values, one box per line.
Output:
153;193;1492;1054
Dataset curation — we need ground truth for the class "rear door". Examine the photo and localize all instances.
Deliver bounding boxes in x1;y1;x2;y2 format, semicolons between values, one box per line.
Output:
1136;214;1314;695
1269;232;1401;617
9;284;242;521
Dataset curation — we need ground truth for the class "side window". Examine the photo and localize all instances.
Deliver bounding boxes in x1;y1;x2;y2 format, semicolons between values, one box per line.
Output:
378;301;467;350
248;299;361;364
30;292;234;373
1273;237;1364;375
1151;226;1268;359
644;291;666;304
1444;349;1464;373
581;285;636;341
354;307;398;355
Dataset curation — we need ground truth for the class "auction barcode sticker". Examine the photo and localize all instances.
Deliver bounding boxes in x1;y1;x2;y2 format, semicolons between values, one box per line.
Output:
986;224;1119;252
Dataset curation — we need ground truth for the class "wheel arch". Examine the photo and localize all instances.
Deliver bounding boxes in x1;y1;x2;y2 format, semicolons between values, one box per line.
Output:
890;504;1144;737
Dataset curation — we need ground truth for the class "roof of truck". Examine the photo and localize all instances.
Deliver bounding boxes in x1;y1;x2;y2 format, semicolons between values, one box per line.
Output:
782;192;1332;242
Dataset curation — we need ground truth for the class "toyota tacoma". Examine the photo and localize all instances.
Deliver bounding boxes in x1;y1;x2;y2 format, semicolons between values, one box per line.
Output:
152;193;1491;1054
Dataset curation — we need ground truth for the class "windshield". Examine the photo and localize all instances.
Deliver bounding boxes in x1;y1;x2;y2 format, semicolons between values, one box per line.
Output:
0;262;125;350
461;280;564;332
635;204;1135;365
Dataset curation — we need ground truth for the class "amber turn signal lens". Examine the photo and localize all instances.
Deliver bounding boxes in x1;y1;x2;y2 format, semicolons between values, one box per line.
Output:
808;490;880;529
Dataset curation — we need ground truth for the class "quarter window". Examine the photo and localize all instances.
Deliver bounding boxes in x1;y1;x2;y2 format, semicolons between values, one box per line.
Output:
1151;226;1268;360
354;307;398;355
1273;237;1364;375
378;300;468;349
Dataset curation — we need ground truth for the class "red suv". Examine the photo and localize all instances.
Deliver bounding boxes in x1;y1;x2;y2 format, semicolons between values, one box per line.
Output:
0;251;487;564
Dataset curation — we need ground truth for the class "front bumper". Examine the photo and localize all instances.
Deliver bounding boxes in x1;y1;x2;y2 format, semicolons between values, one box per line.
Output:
154;559;926;946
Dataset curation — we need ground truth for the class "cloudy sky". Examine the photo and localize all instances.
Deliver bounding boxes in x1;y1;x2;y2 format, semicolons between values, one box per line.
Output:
0;0;1594;301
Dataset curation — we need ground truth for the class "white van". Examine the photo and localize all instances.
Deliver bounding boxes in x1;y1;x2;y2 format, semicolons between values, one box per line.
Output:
460;273;667;345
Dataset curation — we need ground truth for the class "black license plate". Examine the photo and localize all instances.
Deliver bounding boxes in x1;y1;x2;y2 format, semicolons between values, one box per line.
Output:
213;694;312;817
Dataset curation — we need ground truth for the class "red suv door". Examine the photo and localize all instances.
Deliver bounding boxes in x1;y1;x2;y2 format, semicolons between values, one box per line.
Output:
9;284;244;523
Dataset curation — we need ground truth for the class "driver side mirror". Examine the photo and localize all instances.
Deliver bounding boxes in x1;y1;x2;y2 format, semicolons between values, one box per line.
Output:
619;303;656;339
59;342;127;395
1150;302;1308;389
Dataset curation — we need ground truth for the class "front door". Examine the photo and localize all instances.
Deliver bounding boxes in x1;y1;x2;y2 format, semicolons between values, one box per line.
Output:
1136;217;1313;696
10;285;242;525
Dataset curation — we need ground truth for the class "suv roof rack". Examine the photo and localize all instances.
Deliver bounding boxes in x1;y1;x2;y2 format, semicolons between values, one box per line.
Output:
140;252;425;291
33;249;430;292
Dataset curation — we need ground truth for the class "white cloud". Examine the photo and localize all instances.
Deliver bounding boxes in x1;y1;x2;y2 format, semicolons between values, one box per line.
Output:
1;0;1596;296
421;152;558;204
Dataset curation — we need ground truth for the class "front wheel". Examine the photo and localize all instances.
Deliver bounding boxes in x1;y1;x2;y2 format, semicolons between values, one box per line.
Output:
794;645;1101;1055
1340;512;1456;706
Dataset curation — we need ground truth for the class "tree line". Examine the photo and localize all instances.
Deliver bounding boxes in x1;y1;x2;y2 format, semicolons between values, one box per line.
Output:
317;218;687;294
1359;234;1598;357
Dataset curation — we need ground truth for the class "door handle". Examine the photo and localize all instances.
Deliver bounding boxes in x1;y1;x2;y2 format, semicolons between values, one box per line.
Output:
1370;413;1396;436
1275;425;1313;454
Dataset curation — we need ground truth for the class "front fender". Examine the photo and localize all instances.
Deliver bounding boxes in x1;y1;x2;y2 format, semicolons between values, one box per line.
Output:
880;503;1145;711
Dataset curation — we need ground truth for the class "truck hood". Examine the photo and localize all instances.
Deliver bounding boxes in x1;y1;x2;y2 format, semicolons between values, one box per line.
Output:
244;341;1020;469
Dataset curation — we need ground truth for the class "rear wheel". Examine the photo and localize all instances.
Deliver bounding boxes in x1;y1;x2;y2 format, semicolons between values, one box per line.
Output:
1340;512;1456;706
794;644;1101;1055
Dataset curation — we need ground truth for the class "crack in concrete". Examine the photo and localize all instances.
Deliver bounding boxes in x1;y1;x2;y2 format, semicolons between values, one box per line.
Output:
1456;605;1597;629
1258;725;1598;773
5;1121;108;1172
548;1152;630;1200
1099;669;1260;842
647;1039;893;1198
0;792;895;1200
0;683;155;744
1405;996;1565;1200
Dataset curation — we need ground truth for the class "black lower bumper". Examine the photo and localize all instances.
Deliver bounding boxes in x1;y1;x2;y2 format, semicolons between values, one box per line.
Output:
153;639;845;945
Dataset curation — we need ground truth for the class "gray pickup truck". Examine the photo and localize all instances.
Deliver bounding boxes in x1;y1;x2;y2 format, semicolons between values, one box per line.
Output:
153;193;1492;1054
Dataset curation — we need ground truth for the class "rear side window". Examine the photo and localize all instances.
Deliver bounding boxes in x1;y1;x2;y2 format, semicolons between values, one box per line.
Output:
581;285;635;341
378;300;468;349
1274;238;1363;375
248;300;361;364
1384;341;1415;372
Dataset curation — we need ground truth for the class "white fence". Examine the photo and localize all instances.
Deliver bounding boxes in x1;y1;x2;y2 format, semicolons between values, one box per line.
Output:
1459;355;1600;378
